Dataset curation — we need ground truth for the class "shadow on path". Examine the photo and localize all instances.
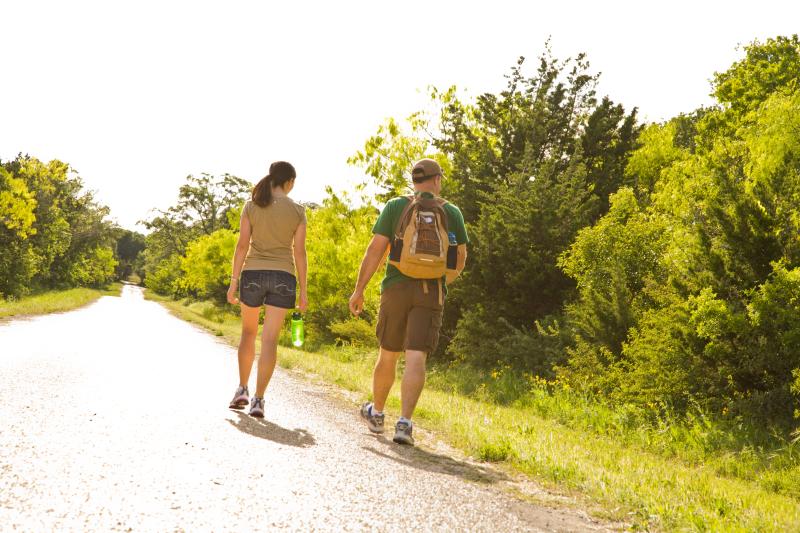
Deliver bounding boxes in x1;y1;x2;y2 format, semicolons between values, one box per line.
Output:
363;437;508;484
228;411;316;448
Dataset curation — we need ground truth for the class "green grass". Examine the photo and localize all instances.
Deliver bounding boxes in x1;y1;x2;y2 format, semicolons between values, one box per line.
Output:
148;290;800;531
0;283;122;320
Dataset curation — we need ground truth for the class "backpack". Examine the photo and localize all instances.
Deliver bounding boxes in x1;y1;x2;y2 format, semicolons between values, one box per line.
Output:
388;195;458;280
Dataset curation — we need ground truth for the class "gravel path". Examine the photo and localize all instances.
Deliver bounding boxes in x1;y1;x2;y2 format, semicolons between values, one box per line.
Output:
0;285;614;532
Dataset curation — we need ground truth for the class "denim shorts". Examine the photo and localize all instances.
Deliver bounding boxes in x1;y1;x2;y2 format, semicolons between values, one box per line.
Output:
239;270;297;309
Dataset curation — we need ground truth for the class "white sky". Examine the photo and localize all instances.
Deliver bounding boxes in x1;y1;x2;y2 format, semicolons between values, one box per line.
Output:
2;0;798;231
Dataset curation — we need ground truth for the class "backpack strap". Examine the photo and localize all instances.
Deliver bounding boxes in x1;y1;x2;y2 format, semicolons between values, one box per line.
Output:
393;194;450;237
393;195;417;238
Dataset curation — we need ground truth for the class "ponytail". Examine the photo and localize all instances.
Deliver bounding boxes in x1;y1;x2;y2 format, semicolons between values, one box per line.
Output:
252;175;273;207
251;161;296;207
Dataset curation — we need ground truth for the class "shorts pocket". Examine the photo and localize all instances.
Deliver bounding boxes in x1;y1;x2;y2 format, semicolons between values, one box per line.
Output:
272;272;297;297
375;311;386;343
427;310;444;354
241;271;262;291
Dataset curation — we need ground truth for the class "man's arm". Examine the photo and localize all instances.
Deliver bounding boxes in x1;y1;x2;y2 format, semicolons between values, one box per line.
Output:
349;234;390;315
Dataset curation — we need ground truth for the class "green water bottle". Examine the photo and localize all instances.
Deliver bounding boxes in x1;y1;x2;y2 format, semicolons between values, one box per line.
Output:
291;311;305;348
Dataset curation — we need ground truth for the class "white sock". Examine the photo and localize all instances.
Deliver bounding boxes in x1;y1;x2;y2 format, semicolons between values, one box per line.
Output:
398;416;412;426
370;404;383;416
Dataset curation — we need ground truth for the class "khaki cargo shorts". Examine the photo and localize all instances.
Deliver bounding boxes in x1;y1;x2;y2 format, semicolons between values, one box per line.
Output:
376;279;444;353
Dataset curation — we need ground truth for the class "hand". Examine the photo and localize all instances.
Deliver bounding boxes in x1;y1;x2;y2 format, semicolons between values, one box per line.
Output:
226;283;239;305
349;290;364;316
297;290;308;313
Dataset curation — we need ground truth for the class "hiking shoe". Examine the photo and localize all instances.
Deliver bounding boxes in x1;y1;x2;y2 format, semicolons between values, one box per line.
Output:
249;397;265;418
229;385;249;409
393;420;414;446
360;402;385;434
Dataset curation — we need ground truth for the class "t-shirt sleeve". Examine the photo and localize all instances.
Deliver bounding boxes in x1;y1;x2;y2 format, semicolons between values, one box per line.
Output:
242;200;252;223
451;206;469;245
372;200;397;238
297;203;307;224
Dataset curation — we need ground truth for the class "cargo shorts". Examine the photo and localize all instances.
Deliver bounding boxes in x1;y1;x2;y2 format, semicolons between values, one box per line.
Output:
376;279;444;354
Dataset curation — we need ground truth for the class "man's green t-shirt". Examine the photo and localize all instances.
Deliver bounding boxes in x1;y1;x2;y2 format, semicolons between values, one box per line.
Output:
372;193;469;292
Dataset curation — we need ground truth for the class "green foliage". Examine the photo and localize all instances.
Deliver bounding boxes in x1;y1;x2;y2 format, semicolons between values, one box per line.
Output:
558;188;669;378
0;155;118;298
144;254;184;296
140;173;250;286
68;246;117;287
328;316;378;347
348;114;450;202
140;173;250;294
558;36;800;427
713;35;800;117
433;47;639;369
181;229;236;303
624;121;690;195
141;180;380;348
305;189;380;344
114;229;146;281
0;166;36;238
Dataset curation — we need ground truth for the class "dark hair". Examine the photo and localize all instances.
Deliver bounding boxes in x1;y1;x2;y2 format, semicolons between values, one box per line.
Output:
252;161;296;207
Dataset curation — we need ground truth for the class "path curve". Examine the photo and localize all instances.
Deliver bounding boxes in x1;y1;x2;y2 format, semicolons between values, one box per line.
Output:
0;285;612;532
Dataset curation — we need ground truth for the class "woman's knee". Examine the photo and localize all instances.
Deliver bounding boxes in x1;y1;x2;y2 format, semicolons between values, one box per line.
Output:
261;333;280;346
241;326;258;339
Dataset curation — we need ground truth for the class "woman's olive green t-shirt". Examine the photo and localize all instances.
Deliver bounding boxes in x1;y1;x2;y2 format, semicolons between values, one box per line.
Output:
242;197;306;275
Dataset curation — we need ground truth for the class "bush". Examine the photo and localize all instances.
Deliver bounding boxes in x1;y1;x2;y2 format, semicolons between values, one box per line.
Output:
181;229;236;303
68;246;117;287
304;190;380;344
449;306;566;376
145;254;183;296
328;316;378;347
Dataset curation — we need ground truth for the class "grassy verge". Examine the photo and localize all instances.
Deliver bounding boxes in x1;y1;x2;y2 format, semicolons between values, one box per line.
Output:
0;283;123;320
147;291;800;531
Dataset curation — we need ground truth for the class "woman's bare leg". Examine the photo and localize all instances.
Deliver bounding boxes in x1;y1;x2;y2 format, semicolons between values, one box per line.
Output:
254;305;289;397
237;304;261;387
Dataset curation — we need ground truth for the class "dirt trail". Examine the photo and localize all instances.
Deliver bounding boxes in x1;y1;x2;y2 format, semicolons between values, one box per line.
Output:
0;285;614;532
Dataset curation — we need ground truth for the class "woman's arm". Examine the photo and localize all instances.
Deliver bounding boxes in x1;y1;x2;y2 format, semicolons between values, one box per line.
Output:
292;222;308;312
227;211;252;305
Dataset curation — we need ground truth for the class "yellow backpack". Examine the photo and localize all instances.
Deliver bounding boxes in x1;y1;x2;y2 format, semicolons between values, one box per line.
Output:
388;195;456;280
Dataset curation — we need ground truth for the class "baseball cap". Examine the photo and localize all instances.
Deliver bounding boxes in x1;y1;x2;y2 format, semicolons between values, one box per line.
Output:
411;158;443;183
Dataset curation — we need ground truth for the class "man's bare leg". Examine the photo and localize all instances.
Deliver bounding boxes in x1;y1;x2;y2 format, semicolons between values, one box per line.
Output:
400;349;426;419
372;347;400;412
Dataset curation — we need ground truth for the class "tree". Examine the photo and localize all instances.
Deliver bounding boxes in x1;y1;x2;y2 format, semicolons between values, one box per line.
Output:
0;165;38;297
435;47;639;368
558;36;800;424
140;173;251;289
115;230;146;280
174;173;251;235
348;113;450;203
0;155;118;295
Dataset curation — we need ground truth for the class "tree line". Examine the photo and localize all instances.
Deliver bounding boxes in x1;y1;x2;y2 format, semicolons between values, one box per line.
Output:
0;155;144;298
118;35;800;432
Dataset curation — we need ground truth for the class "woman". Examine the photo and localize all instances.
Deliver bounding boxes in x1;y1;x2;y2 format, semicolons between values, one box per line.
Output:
226;161;308;418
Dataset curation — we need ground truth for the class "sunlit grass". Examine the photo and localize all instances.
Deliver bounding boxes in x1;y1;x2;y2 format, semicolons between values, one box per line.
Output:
149;291;800;531
0;283;122;320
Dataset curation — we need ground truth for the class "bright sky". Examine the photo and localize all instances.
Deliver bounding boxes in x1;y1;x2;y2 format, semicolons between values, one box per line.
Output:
2;0;797;231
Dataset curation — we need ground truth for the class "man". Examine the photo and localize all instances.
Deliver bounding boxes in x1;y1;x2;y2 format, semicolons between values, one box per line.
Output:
349;158;468;445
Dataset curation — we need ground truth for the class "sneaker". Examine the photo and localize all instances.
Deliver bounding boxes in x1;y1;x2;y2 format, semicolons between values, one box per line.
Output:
393;420;414;446
360;402;385;434
229;385;249;409
249;397;265;418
